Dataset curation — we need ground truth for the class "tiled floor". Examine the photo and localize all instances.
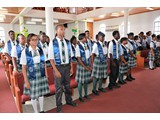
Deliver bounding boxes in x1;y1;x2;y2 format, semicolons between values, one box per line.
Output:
23;79;110;113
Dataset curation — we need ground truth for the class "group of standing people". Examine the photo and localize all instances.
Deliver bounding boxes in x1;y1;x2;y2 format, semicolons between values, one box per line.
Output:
1;24;160;113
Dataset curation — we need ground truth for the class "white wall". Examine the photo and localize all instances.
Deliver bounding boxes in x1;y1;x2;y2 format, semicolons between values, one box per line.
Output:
93;10;160;41
65;21;86;40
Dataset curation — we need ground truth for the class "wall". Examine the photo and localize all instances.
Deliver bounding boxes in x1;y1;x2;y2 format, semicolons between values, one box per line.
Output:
93;10;160;41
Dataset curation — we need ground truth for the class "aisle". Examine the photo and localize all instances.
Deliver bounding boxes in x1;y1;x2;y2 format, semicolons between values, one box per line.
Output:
0;61;18;113
47;68;160;113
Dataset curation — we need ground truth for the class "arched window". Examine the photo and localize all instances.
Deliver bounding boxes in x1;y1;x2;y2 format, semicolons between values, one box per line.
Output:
119;22;130;37
154;16;160;35
0;26;5;42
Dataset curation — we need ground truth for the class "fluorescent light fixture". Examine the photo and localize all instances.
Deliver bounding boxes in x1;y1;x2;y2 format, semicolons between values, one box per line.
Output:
53;19;58;23
111;12;120;16
42;22;46;25
26;21;36;25
146;7;154;10
0;17;4;21
31;18;43;22
121;10;124;13
83;18;94;22
0;14;6;18
99;15;105;18
0;7;7;10
0;10;8;13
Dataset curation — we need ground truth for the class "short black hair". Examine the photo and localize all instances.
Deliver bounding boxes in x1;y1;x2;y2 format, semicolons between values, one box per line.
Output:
127;32;134;37
112;31;119;37
85;30;89;33
152;34;156;38
40;32;46;36
70;35;76;43
96;34;98;40
146;31;149;36
78;33;86;40
8;30;14;35
134;35;139;40
139;31;144;35
120;37;128;43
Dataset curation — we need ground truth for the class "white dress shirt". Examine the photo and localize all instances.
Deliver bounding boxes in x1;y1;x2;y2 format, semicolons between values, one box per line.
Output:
3;40;18;54
20;46;46;65
48;37;74;65
108;39;120;58
150;40;156;48
11;44;26;59
75;42;90;60
92;41;108;56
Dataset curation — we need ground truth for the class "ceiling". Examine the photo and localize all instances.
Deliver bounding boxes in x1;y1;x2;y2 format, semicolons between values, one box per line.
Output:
0;7;160;24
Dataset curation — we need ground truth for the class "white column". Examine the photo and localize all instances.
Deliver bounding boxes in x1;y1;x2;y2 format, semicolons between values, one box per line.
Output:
19;16;24;34
45;7;54;40
124;9;129;37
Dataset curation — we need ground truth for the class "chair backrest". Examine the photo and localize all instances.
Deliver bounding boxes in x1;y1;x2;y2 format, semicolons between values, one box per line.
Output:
47;66;54;85
71;62;77;79
13;71;24;95
140;50;150;58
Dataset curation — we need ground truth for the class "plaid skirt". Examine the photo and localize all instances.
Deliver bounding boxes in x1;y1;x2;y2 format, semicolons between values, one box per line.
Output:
75;63;91;84
148;50;159;61
119;62;128;74
128;56;136;68
91;57;107;79
24;63;50;99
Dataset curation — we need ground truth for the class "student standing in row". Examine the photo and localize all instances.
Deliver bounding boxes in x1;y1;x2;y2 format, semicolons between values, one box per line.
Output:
48;24;77;113
126;32;137;81
20;33;50;113
108;31;121;90
3;30;19;59
148;34;158;70
118;37;129;84
91;32;108;95
75;33;91;102
70;35;78;62
11;34;26;72
85;30;94;53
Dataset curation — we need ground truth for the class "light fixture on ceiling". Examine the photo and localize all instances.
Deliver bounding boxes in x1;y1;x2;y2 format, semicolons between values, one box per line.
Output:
146;7;154;10
42;22;46;25
111;12;120;17
83;18;94;22
0;17;4;21
53;19;59;23
31;18;43;22
0;14;6;19
99;15;105;18
26;21;36;25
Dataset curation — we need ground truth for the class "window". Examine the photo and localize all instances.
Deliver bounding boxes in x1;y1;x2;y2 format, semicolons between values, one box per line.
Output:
154;16;160;35
0;26;5;42
119;22;130;37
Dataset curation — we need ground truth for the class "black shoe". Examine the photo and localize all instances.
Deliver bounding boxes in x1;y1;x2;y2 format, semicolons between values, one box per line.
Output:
39;111;45;113
125;76;132;81
98;88;106;92
84;95;91;100
79;97;85;102
130;75;135;80
108;85;113;90
56;106;62;113
114;83;121;88
149;68;154;70
92;90;99;96
118;81;124;85
66;102;77;107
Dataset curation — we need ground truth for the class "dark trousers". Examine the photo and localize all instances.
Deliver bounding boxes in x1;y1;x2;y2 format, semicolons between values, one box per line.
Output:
54;64;73;107
109;59;119;86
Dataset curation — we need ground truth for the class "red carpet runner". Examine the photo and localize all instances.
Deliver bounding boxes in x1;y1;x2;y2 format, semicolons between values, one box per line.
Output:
0;61;18;113
47;68;160;113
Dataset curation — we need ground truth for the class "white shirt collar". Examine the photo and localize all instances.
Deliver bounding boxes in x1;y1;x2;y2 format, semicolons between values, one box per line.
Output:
29;46;39;52
98;40;103;46
80;41;86;48
114;39;118;43
56;36;65;42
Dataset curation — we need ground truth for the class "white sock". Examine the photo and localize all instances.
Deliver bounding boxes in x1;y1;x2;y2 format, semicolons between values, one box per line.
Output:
149;61;153;68
31;99;38;113
38;96;44;112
